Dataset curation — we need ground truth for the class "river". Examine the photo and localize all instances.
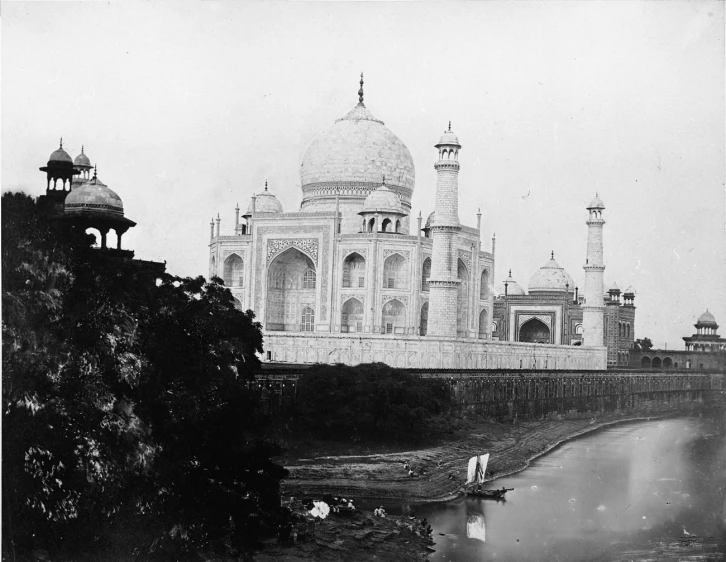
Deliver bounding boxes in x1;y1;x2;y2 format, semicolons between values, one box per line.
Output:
405;417;725;561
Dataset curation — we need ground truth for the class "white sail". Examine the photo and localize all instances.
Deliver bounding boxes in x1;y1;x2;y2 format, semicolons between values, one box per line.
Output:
466;453;490;484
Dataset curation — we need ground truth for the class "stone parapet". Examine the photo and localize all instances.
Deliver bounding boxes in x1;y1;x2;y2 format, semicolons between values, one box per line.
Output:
263;332;607;370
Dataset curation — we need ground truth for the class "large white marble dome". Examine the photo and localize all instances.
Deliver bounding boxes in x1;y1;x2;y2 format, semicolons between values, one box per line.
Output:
300;98;415;221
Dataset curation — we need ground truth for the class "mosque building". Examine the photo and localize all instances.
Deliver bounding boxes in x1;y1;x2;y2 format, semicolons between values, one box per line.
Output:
491;257;636;367
207;76;610;370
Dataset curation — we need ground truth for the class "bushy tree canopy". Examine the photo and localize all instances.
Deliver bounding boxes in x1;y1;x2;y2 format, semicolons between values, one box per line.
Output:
2;192;288;560
295;363;453;440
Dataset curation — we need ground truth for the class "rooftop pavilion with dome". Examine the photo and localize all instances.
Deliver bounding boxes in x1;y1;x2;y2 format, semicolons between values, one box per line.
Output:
35;140;164;275
208;75;610;369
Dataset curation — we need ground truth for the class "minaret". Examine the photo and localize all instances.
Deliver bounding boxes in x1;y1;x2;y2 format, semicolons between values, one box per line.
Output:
427;123;462;337
582;194;606;346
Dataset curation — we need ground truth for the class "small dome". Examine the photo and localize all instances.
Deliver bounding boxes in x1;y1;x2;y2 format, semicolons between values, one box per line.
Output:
64;175;124;216
588;193;605;209
497;271;526;296
244;185;283;216
623;285;636;295
528;255;574;294
360;184;405;215
424;211;435;229
608;281;620;292
74;147;91;168
436;129;460;147
696;310;717;327
49;147;72;164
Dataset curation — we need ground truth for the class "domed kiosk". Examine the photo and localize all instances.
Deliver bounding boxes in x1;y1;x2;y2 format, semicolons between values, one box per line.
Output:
62;167;136;251
300;74;415;233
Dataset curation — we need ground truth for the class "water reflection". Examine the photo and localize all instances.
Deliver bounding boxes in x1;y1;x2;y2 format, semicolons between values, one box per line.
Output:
466;512;486;542
415;417;726;561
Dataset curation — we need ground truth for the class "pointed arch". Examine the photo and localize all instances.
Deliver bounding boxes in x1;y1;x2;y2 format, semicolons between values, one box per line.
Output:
266;247;317;332
478;309;488;339
383;253;408;289
341;297;364;333
519;318;550;343
233;297;243;311
342;252;366;288
381;218;392;232
457;258;469;337
420;301;429;336
223;253;244;287
382;299;406;334
480;269;490;299
368;218;376;232
421;257;431;291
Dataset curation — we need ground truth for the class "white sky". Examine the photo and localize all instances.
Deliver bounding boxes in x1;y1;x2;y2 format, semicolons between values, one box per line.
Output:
2;1;724;349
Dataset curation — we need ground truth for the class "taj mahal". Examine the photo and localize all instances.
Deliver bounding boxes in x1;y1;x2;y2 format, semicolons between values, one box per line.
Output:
206;75;630;370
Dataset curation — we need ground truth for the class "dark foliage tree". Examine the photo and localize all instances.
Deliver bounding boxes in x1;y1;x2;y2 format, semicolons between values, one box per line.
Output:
634;338;653;351
2;192;288;560
295;363;453;440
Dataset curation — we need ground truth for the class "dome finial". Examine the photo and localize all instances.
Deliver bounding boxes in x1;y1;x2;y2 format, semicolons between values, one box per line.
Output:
81;145;84;154
382;173;386;186
358;72;364;105
265;179;268;191
448;121;451;132
509;269;512;277
551;250;554;260
93;164;97;179
60;137;63;149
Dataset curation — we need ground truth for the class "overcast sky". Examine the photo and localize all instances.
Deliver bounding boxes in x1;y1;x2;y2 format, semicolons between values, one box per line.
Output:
3;1;724;349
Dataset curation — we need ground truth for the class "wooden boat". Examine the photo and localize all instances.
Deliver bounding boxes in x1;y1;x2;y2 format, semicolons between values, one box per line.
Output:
466;487;513;499
464;453;513;499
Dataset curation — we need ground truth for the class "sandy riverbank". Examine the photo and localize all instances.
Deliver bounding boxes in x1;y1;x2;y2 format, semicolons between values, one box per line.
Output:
279;411;676;503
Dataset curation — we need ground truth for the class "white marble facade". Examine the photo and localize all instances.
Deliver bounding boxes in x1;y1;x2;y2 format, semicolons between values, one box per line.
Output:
208;78;606;369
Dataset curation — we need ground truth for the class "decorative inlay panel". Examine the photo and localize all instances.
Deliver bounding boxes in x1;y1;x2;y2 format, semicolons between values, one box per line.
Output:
518;314;552;330
267;238;318;265
382;294;409;306
458;250;472;272
222;249;245;260
342;248;368;259
382;249;410;261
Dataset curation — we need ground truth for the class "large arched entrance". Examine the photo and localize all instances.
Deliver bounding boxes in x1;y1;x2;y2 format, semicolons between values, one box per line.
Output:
519;318;550;343
266;248;316;331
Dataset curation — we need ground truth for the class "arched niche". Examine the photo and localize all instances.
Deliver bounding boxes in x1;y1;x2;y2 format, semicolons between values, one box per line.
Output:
381;218;392;232
641;356;651;368
478;309;488;339
480;269;490;300
519;318;550;344
652;357;662;369
663;357;672;368
266;248;317;332
343;253;366;288
420;301;429;336
341;297;364;333
223;253;244;287
457;259;469;337
421;257;431;292
233;297;243;311
383;253;408;289
382;299;405;334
